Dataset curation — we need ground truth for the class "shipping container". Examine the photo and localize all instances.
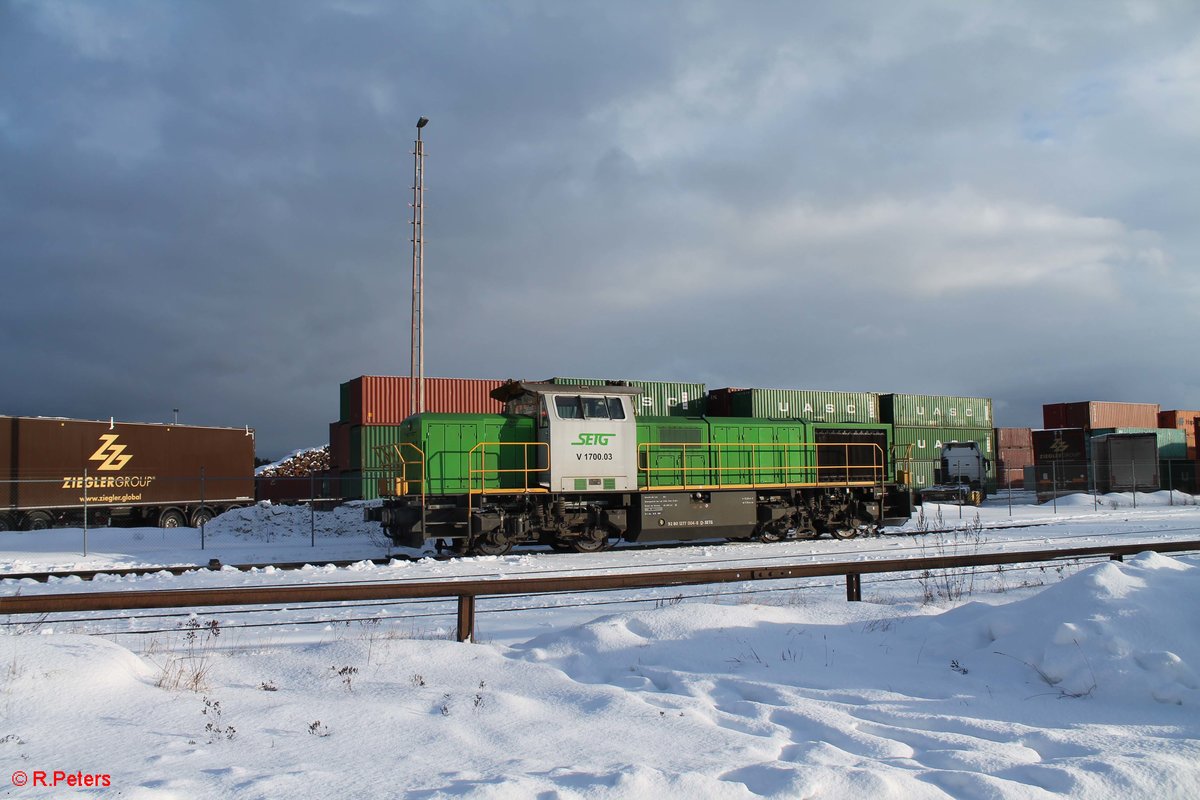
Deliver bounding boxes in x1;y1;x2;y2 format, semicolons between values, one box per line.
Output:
892;426;994;489
0;416;254;529
548;377;706;417
995;428;1033;450
997;448;1034;472
996;467;1025;489
1031;429;1091;500
328;422;352;471
1043;401;1160;431
1160;460;1198;493
729;389;879;423
1092;433;1159;493
349;425;407;472
1089;428;1187;460
881;394;992;428
1159;411;1199;459
1042;403;1068;430
340;376;506;425
704;388;744;417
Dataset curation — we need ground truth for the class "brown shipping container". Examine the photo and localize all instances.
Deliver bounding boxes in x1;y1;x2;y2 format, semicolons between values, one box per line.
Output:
996;467;1025;489
342;376;506;425
1056;401;1161;430
1042;404;1068;430
705;388;745;417
995;428;1033;450
997;447;1035;470
1032;428;1090;497
328;422;352;471
1;416;254;513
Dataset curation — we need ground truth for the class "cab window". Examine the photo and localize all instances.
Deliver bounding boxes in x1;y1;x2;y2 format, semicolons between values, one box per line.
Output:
582;396;610;419
606;397;626;419
554;396;582;419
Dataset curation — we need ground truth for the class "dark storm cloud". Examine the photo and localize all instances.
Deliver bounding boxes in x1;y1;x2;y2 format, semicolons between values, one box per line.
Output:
3;1;1198;456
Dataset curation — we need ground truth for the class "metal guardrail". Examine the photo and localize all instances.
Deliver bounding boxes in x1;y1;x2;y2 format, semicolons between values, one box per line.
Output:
3;538;1198;642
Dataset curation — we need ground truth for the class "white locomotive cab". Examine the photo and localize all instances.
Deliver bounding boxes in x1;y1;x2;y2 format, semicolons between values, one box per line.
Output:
540;389;639;492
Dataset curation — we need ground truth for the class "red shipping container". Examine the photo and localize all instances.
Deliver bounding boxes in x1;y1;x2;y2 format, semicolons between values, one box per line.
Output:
1046;401;1160;431
342;376;506;425
996;467;1025;489
997;447;1034;470
1042;403;1067;429
995;428;1033;450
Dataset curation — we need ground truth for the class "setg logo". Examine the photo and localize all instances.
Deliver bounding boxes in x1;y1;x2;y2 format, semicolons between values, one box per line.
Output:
89;434;132;471
571;433;614;446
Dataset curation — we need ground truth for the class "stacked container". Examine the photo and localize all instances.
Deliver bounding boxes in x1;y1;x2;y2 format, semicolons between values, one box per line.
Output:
334;376;507;500
726;389;878;423
1159;410;1200;460
995;427;1034;489
880;394;995;491
1042;401;1160;431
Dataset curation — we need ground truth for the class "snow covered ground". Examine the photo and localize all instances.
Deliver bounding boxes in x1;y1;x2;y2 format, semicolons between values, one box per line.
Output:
2;493;1199;798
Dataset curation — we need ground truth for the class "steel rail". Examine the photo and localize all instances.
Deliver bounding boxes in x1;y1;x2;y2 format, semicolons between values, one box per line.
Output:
3;539;1199;643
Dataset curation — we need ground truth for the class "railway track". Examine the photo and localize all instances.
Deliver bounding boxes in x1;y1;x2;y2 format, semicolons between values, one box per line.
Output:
0;518;1068;584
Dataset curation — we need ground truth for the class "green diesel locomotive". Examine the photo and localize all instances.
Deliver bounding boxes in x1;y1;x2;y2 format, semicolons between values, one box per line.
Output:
367;381;914;554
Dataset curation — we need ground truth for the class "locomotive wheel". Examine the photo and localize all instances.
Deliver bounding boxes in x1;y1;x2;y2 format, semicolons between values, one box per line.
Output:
570;529;609;553
471;532;513;556
831;527;859;540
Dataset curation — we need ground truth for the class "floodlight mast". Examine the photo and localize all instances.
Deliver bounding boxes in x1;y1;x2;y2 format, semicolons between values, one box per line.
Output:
410;117;428;414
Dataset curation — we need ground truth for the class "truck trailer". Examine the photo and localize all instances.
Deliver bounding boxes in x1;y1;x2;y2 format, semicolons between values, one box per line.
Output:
1;416;255;530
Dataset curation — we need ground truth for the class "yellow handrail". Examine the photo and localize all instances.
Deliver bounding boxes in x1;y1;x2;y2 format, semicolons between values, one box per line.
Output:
371;442;426;504
637;441;887;491
466;441;550;496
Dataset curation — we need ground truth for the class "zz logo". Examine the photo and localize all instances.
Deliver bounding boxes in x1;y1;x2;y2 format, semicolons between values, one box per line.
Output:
90;434;132;471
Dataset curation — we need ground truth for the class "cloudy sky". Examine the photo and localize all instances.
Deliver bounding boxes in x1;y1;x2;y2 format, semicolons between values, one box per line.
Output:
3;1;1198;458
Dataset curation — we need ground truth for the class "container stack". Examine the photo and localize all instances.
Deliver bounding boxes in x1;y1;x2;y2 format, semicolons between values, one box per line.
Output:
1159;410;1200;460
332;376;506;500
724;389;878;423
994;428;1033;489
880;394;995;490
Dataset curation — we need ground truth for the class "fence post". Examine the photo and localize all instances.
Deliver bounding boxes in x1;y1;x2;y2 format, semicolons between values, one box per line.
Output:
1052;462;1058;513
200;467;206;550
456;595;476;642
82;468;88;557
1131;458;1137;509
1169;460;1174;505
310;472;316;548
1006;470;1012;517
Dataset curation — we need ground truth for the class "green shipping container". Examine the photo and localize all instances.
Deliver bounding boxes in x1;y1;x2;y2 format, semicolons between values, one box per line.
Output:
550;377;707;417
728;389;878;423
881;394;993;428
892;426;995;488
1091;428;1187;460
349;425;405;471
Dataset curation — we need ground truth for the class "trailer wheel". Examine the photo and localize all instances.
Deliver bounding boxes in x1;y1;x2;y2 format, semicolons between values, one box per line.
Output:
191;507;215;527
159;509;187;528
22;511;53;531
0;513;15;531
